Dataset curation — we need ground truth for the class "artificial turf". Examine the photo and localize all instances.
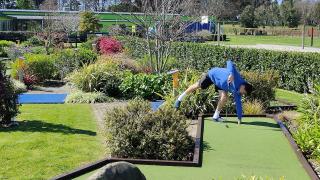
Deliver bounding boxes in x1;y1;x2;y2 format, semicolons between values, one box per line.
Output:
76;117;309;180
0;104;105;180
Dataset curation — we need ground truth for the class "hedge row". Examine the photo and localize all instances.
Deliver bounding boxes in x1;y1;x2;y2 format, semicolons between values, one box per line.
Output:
121;37;320;93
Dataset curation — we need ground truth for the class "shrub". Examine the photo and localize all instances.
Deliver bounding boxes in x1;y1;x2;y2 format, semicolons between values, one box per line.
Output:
97;37;122;54
68;61;125;97
5;45;32;61
97;55;142;74
293;83;320;161
121;36;320;93
0;62;19;125
0;40;14;57
243;100;264;115
105;98;194;160
242;70;279;107
54;48;97;78
23;36;45;47
11;53;57;82
81;37;97;50
119;73;171;100
65;91;113;104
12;79;27;94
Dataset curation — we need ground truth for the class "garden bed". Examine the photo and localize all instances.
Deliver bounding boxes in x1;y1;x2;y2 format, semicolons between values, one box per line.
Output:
52;115;204;180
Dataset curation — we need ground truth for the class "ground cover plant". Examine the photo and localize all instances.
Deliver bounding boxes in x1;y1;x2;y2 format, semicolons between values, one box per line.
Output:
105;99;194;161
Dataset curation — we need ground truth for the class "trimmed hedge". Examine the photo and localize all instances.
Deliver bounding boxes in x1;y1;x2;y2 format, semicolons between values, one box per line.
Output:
121;37;320;93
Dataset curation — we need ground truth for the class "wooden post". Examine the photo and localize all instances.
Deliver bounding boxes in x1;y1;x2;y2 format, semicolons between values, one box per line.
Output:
172;71;179;96
17;57;25;82
311;27;314;47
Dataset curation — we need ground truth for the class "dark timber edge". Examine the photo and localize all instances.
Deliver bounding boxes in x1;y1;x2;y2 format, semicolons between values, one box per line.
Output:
51;115;204;180
274;116;319;180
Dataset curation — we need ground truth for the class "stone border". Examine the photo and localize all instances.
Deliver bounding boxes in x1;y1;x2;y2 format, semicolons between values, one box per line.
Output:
51;115;204;180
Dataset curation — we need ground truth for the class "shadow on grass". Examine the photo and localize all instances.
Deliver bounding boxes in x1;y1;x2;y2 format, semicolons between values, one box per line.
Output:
225;120;280;129
0;120;97;136
203;141;214;152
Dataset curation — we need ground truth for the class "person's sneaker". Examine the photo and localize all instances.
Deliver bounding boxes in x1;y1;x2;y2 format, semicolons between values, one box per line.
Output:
213;117;224;122
174;100;181;109
237;119;241;125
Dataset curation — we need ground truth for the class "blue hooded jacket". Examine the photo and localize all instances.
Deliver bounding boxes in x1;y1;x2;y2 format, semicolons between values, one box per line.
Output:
207;60;247;120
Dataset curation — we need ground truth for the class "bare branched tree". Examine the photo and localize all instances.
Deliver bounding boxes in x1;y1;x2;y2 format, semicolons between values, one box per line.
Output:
111;0;199;73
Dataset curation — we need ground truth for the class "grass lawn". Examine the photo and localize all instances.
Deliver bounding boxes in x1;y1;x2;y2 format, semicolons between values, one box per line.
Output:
220;35;320;48
76;117;309;180
275;89;305;106
0;104;105;180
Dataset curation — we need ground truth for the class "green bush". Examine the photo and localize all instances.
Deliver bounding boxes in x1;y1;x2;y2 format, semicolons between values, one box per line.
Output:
0;62;19;125
105;98;194;160
243;100;264;115
294;84;320;161
54;48;97;78
12;79;27;94
65;91;113;103
120;73;171;100
242;70;279;107
23;36;45;47
68;61;125;97
121;37;320;93
11;53;57;82
0;40;14;57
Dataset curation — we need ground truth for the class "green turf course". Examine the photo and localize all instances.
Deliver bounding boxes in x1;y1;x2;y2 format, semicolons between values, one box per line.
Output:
139;117;309;180
0;104;104;179
275;89;305;106
76;117;309;180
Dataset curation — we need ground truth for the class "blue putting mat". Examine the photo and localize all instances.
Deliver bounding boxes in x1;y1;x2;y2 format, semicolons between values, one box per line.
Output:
18;94;67;104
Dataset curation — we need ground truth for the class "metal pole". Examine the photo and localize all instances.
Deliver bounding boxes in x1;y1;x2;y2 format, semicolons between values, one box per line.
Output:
217;22;220;45
311;27;314;47
302;24;305;49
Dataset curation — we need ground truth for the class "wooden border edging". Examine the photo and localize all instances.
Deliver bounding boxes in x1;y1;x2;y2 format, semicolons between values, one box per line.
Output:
51;115;204;180
274;116;319;180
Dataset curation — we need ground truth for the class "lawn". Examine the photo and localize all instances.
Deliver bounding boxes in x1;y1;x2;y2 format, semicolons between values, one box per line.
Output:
0;104;105;180
275;89;305;105
220;35;320;48
76;117;309;180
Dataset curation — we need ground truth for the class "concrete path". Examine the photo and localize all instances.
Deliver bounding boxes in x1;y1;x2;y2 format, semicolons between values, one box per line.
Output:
225;44;320;53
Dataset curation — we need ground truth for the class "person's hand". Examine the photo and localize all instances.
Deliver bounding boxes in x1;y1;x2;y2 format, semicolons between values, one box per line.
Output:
228;74;234;84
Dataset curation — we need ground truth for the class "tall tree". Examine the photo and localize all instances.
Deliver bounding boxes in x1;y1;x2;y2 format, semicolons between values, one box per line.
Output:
280;0;300;27
79;11;101;33
240;5;257;28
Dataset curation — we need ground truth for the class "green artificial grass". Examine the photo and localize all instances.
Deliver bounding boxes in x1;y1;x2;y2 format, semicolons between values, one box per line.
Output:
275;89;305;106
76;117;309;180
0;104;104;180
220;35;320;48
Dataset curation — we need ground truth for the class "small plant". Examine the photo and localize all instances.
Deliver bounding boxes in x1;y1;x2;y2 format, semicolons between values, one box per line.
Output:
0;40;14;57
67;61;126;97
65;91;113;104
243;100;264;115
23;72;38;89
119;73;171;100
97;37;122;55
12;79;27;94
105;98;194;161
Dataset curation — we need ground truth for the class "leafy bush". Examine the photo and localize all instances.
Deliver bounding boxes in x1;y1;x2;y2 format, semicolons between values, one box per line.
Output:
120;73;171;100
65;91;113;104
12;79;27;94
105;98;194;160
242;70;279;107
11;53;57;82
0;63;19;125
97;37;122;55
68;61;125;97
0;40;14;57
81;37;97;50
294;83;320;161
243;100;264;115
23;36;45;47
54;48;97;78
121;36;320;93
97;55;142;74
5;45;32;61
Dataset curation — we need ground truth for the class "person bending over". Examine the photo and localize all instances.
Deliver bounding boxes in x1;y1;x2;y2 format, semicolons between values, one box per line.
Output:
174;60;253;125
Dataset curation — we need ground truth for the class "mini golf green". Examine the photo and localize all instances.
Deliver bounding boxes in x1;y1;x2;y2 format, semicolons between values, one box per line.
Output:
75;117;309;180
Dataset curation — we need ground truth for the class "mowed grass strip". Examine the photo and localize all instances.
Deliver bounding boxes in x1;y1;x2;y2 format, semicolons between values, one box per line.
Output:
137;117;309;180
0;104;104;180
275;89;305;106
